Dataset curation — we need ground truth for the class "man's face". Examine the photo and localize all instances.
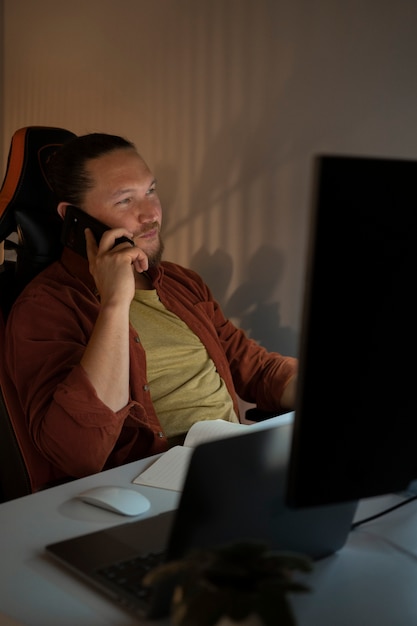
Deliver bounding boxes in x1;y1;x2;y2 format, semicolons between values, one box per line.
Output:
82;148;163;266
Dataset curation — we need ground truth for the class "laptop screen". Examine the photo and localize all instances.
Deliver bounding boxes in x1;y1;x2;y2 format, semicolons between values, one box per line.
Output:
286;154;417;507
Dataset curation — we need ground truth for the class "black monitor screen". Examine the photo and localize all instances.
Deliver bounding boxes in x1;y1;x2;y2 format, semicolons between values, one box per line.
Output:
286;155;417;507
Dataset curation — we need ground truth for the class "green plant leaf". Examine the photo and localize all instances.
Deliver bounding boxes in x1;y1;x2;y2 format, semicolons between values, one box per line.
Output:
171;585;228;626
142;541;313;626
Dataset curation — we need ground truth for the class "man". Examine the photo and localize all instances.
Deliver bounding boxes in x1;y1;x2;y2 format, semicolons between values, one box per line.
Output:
5;133;297;491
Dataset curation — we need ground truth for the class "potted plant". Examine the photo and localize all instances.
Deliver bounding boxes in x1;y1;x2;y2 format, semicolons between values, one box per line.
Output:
143;541;312;626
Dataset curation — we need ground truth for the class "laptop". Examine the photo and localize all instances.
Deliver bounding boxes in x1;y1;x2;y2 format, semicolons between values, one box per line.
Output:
46;417;357;619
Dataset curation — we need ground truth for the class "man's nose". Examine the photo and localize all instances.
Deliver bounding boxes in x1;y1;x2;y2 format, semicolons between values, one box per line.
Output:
137;199;160;223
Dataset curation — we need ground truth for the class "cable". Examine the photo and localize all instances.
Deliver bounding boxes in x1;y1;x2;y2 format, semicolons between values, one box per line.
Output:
351;494;417;530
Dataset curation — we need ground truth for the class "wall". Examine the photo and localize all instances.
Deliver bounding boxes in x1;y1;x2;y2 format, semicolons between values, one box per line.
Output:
2;0;417;358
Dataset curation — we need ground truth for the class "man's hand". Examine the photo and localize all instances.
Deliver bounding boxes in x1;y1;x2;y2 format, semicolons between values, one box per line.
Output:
85;227;149;307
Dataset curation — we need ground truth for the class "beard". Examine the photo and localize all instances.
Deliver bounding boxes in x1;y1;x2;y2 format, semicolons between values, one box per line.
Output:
146;232;164;268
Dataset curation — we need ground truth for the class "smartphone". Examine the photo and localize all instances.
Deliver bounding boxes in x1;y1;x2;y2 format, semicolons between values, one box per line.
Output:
61;205;133;258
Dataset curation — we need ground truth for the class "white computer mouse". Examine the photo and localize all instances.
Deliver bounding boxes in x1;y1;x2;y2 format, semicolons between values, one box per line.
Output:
77;486;151;516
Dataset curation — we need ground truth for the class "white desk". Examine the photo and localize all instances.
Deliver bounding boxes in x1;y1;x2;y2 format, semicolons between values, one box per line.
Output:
1;455;417;626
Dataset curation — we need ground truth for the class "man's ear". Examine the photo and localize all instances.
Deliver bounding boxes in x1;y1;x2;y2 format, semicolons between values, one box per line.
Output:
57;202;70;220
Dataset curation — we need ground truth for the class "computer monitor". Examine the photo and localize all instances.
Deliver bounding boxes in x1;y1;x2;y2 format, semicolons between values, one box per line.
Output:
286;154;417;507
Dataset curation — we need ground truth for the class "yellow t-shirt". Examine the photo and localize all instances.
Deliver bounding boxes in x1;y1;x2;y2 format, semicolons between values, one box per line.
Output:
130;289;238;440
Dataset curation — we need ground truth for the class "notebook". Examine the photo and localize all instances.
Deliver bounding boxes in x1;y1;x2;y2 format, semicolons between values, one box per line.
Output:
46;417;357;619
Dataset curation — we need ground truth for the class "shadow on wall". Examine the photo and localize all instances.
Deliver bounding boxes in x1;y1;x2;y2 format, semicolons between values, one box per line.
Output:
191;244;299;358
157;97;304;362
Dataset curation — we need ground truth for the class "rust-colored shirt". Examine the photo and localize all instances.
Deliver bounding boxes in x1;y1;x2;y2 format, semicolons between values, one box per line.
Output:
5;248;297;491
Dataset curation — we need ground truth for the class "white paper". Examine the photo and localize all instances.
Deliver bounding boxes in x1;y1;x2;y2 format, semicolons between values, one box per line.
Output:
133;413;294;492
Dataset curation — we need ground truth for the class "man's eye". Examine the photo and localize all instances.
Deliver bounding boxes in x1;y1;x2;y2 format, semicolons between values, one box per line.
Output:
147;184;157;195
116;197;131;205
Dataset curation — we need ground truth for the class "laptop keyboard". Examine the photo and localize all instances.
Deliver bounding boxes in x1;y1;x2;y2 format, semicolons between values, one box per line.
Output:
95;551;166;603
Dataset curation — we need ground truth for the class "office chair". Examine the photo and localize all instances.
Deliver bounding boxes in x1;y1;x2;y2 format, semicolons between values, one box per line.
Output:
0;125;77;501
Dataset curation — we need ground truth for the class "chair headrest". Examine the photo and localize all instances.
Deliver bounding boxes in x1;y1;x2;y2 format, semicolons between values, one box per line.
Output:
0;126;77;299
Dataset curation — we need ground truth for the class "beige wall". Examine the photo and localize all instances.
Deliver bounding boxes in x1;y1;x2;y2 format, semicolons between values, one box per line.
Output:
2;0;417;357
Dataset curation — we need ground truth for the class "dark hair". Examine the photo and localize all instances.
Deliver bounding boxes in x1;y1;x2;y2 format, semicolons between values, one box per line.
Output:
47;133;137;206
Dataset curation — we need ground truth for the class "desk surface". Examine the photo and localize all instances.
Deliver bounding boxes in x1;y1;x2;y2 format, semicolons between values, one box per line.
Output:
1;454;417;626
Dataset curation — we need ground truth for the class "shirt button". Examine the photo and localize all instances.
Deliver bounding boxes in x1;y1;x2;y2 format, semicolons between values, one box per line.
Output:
134;336;140;343
143;384;150;391
157;431;164;438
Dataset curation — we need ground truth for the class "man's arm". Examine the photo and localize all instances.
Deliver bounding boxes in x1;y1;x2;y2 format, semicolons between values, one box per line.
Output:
280;373;298;410
81;228;148;411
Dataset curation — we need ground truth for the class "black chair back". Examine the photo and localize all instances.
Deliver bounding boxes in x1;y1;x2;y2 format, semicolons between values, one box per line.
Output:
0;126;77;501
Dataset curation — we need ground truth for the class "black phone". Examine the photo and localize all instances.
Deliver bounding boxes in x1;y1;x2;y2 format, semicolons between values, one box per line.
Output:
61;205;133;258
